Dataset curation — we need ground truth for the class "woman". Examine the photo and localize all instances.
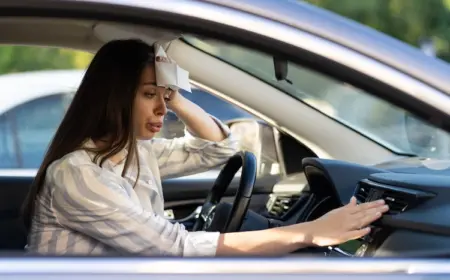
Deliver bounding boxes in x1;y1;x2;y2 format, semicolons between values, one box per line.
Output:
23;39;388;256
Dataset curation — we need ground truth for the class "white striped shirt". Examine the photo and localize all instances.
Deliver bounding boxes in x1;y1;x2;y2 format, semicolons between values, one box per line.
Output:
26;118;238;256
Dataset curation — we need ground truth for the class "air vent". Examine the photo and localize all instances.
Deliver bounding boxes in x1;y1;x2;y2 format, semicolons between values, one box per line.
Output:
266;194;300;218
355;179;435;214
355;185;369;202
381;189;409;214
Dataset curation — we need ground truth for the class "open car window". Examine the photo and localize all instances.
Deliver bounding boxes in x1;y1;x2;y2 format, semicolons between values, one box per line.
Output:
158;90;282;178
183;36;450;160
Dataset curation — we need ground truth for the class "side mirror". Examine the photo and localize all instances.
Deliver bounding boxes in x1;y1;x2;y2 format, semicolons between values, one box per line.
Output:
228;119;283;177
404;113;450;158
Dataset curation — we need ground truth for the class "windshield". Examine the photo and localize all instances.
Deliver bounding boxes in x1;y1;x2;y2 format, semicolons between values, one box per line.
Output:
184;36;450;159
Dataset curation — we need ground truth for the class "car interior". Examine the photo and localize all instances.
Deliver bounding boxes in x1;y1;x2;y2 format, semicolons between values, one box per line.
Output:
0;15;450;259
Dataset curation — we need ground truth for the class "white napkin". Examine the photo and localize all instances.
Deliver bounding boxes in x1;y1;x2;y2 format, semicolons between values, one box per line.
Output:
154;43;191;92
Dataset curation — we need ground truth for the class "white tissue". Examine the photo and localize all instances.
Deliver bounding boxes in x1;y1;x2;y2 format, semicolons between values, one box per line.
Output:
154;43;191;92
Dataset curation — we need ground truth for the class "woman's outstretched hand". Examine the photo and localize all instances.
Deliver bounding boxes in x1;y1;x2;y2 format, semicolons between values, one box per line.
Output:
215;197;389;256
305;197;389;247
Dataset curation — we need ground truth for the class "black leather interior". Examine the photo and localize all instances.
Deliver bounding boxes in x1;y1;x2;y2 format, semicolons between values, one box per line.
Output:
0;171;275;251
0;177;30;250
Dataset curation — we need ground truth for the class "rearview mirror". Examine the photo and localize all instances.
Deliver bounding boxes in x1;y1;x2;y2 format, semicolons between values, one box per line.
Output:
273;56;288;81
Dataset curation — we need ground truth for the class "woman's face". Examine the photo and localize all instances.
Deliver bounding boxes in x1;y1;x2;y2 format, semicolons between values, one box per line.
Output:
133;64;172;140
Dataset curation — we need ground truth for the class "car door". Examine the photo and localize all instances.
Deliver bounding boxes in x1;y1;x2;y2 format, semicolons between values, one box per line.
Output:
0;0;450;252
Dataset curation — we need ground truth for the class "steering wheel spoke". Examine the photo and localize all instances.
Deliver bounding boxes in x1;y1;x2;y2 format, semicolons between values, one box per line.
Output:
195;202;217;230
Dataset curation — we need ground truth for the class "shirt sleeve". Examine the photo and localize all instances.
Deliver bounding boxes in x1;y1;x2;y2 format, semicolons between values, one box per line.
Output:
144;115;239;179
50;160;220;257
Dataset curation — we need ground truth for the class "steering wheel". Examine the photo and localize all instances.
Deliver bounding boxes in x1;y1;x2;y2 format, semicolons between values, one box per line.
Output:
192;151;257;233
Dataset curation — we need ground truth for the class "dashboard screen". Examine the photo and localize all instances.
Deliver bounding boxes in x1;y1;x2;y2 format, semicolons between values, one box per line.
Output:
337;239;367;256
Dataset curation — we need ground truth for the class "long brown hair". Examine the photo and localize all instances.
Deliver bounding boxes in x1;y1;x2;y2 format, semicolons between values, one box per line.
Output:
22;39;155;229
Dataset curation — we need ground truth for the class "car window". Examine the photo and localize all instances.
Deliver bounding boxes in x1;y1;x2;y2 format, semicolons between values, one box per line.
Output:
0;114;16;168
157;87;255;139
157;88;283;177
0;94;67;168
183;36;450;160
229;120;281;177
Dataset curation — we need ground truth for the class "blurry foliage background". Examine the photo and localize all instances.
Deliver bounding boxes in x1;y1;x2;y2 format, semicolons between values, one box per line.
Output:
0;46;93;75
305;0;450;61
0;0;449;74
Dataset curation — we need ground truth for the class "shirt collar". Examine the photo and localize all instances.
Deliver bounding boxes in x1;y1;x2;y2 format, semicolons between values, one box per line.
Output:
81;139;129;169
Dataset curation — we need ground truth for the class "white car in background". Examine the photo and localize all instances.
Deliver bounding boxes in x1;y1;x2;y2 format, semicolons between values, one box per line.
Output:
0;70;81;169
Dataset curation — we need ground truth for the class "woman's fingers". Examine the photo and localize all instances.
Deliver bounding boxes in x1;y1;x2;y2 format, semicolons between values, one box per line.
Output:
361;210;383;226
352;204;389;219
348;204;388;230
348;198;386;214
348;196;357;206
341;227;372;241
311;196;390;246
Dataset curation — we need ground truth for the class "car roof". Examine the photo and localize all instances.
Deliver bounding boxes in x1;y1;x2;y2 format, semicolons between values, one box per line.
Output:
0;69;84;114
203;0;450;94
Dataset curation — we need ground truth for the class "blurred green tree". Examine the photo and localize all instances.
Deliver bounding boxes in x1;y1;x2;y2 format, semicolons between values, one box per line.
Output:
304;0;450;62
0;45;92;75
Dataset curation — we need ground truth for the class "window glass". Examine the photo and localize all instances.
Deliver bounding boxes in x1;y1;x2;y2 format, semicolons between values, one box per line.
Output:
259;124;280;176
229;120;281;177
157;87;255;139
183;36;450;159
0;45;91;169
157;88;282;177
0;114;16;168
0;94;67;168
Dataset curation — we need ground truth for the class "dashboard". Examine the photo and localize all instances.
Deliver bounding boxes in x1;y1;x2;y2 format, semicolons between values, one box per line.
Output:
276;157;450;258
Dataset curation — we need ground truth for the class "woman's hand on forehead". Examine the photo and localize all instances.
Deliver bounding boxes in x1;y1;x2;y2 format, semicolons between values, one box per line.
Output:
154;54;180;104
